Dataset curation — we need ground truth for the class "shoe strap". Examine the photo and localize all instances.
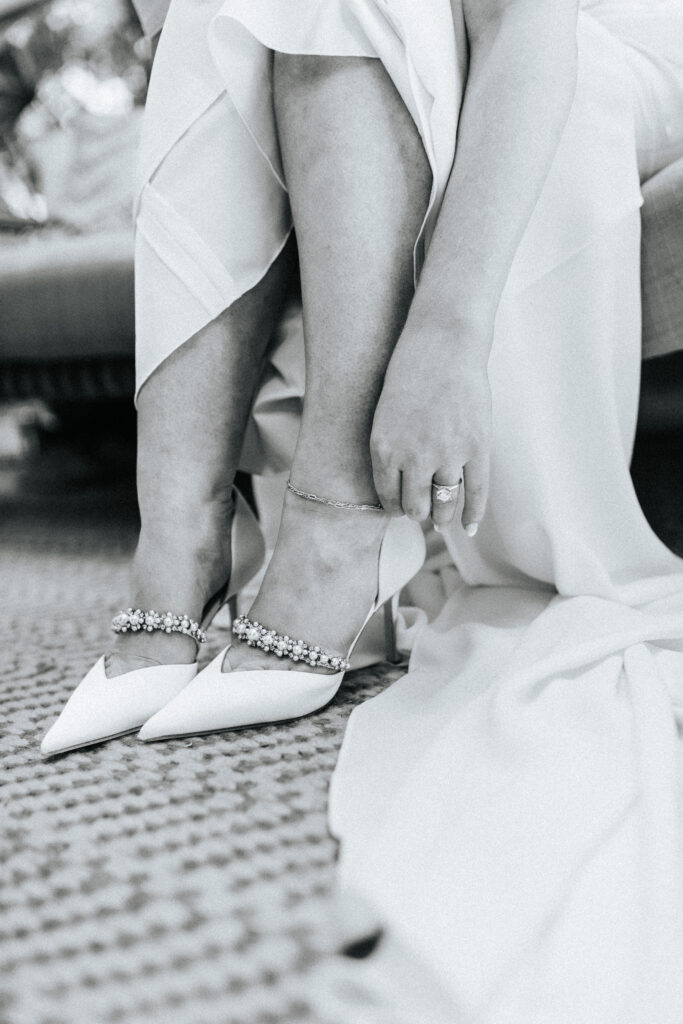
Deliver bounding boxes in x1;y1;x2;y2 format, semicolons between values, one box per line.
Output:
232;615;350;672
112;608;208;645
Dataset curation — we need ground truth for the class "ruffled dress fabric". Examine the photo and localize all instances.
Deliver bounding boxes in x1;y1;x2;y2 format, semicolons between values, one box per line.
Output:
135;1;683;1018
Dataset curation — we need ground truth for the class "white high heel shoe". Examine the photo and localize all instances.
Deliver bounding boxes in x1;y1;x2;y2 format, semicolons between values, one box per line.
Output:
40;488;265;757
138;514;425;741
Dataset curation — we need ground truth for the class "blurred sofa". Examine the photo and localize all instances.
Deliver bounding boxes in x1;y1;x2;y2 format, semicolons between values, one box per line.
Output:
638;156;683;432
0;227;134;400
0;0;143;401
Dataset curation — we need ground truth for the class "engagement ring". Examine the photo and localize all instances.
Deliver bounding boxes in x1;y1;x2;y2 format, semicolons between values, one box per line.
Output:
432;481;462;504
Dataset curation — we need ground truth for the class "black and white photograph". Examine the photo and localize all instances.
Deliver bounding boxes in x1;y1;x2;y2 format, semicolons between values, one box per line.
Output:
2;0;683;1021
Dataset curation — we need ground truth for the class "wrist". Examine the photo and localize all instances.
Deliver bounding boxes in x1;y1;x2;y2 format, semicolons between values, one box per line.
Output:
399;307;493;367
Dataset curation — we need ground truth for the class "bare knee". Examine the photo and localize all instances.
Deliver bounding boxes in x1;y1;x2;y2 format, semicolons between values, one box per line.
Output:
273;51;366;90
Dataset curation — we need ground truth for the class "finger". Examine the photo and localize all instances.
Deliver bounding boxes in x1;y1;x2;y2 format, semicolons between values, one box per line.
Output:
431;469;463;530
400;466;433;522
462;455;490;536
371;457;403;516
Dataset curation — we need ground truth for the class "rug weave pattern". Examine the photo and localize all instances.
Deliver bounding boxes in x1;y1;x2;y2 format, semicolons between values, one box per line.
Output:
3;430;680;1024
0;492;398;1024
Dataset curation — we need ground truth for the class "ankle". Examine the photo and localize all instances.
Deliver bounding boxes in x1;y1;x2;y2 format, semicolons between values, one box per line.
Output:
139;484;235;540
107;633;198;674
138;500;233;558
286;463;386;510
289;446;380;510
280;488;388;556
130;508;233;622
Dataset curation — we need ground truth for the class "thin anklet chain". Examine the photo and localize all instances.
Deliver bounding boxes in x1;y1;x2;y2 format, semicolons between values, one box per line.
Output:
287;480;384;512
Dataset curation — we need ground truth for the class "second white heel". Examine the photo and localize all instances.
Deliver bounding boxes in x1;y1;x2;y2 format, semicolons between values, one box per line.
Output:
138;517;426;742
383;592;402;665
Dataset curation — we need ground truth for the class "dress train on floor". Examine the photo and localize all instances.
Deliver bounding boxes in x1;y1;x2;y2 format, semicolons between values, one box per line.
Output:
134;1;683;1017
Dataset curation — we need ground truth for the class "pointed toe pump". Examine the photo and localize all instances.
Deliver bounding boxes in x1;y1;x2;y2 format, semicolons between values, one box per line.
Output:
40;658;197;757
40;488;265;757
138;512;426;742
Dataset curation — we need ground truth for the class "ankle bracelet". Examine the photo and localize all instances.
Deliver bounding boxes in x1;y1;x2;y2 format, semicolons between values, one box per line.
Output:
232;614;350;672
112;608;207;645
287;480;384;513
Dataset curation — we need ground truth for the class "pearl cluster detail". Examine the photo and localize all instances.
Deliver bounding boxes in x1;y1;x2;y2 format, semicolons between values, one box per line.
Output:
232;615;350;672
111;608;207;644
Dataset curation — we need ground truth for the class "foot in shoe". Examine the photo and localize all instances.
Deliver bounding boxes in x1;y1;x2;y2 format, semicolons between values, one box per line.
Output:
224;487;390;675
106;505;234;677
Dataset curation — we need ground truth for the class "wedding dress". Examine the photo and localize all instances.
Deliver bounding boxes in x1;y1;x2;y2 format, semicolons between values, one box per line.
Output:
135;1;683;1019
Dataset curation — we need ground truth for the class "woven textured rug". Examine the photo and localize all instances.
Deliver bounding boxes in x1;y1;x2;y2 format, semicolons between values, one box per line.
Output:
1;428;681;1024
0;468;403;1024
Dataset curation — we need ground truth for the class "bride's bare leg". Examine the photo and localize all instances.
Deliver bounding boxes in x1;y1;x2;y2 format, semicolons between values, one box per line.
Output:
108;250;291;675
227;55;430;672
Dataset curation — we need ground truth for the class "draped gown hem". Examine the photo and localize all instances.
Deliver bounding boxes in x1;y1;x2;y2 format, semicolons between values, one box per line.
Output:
134;1;683;1018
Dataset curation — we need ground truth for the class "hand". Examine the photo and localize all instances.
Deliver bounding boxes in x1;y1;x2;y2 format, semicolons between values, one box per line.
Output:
370;327;492;534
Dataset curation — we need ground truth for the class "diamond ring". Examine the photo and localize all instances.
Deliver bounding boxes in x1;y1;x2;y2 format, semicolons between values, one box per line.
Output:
432;480;462;504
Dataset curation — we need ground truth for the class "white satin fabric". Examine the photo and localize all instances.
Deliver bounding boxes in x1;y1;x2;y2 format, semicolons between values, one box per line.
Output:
330;213;683;1023
135;1;683;1018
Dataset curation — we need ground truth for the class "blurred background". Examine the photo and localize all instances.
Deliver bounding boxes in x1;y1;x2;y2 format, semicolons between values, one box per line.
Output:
0;0;145;542
0;0;681;558
0;0;681;556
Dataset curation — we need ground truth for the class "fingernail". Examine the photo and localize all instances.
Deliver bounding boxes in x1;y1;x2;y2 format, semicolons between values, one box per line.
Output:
433;524;442;533
465;523;478;537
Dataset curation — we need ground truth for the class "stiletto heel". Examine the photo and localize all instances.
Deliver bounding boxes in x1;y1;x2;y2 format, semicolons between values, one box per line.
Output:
384;593;402;665
138;515;426;741
40;487;265;757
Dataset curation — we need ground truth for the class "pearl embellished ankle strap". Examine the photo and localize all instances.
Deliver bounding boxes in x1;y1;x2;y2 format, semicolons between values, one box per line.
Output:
112;608;207;645
287;480;384;512
232;614;351;672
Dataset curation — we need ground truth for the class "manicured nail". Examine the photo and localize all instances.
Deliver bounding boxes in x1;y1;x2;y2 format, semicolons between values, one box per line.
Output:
465;523;478;537
434;524;442;533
